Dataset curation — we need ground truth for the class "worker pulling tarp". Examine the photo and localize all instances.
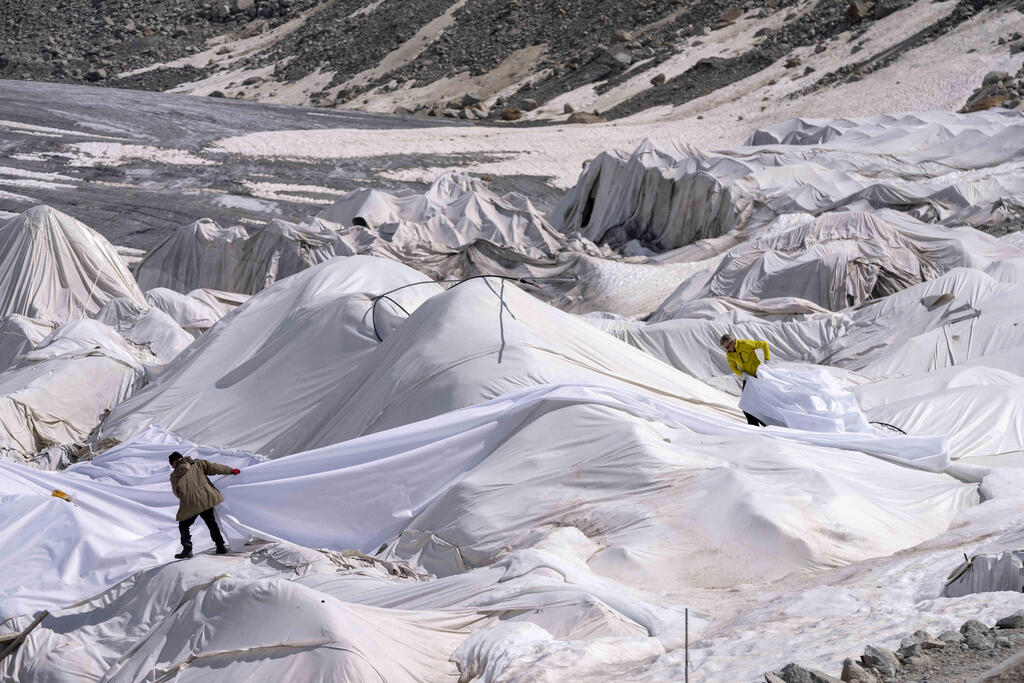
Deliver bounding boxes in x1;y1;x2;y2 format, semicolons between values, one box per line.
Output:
718;332;879;435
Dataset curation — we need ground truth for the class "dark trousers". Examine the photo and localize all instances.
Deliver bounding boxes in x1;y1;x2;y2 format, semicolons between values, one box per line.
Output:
744;411;766;427
179;507;225;550
741;379;766;427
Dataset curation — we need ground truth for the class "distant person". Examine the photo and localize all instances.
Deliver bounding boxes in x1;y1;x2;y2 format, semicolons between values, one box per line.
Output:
168;451;240;559
719;333;770;427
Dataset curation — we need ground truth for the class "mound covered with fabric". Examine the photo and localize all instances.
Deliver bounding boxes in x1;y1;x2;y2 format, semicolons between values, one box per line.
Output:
0;205;145;323
0;320;143;461
0;384;974;644
553;111;1024;252
98;256;442;456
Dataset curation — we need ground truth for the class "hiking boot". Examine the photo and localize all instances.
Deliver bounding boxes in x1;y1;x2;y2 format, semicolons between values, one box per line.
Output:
215;545;229;555
174;548;193;559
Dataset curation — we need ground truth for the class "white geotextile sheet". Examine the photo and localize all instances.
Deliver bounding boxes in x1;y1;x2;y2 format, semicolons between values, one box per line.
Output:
318;174;562;257
0;320;144;458
944;551;1024;598
589;315;846;379
0;425;263;620
134;219;249;293
0;315;56;373
2;545;480;683
98;266;737;456
740;365;874;434
0;206;145;323
0;383;954;621
99;256;445;456
854;366;1024;463
555;112;1024;257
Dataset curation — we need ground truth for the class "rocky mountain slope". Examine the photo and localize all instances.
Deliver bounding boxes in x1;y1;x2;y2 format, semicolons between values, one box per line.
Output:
3;0;1022;121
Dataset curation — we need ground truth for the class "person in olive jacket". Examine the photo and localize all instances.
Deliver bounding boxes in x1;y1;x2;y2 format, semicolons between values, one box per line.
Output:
168;451;240;559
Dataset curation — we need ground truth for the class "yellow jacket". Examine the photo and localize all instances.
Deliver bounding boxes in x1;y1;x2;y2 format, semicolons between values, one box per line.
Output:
726;339;770;377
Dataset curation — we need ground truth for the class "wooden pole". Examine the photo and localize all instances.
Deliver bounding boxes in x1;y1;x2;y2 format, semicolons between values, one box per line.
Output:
685;607;689;683
0;611;49;663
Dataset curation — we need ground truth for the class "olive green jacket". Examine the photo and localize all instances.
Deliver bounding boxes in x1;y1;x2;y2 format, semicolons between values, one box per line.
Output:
170;457;234;521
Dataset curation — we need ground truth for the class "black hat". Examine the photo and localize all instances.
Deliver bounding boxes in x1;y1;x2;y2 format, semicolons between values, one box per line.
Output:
168;451;184;465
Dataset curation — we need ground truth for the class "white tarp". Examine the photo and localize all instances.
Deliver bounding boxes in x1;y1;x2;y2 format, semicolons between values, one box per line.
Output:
1;540;649;683
95;296;194;364
0;383;971;624
318;174;563;258
98;259;740;456
944;551;1024;598
853;366;1024;464
740;364;874;434
663;211;1012;311
134;218;249;293
98;256;444;455
0;320;143;460
0;206;146;323
0;315;56;373
145;287;249;332
587;314;847;380
554;112;1024;252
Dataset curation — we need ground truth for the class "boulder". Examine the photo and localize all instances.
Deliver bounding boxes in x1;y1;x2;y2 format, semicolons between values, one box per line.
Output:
392;106;414;115
563;103;575;113
611;50;633;67
847;1;874;23
232;0;254;11
961;619;990;635
840;658;876;683
774;662;843;683
966;632;994;650
784;55;801;68
84;68;106;81
208;90;226;98
984;70;1012;86
860;645;899;678
500;107;523;121
919;638;946;650
567;112;606;124
521;98;539;111
242;76;262;85
461;92;482;107
650;72;666;86
962;86;1013;112
719;7;744;23
904;653;931;667
873;0;911;18
996;611;1024;629
938;630;964;645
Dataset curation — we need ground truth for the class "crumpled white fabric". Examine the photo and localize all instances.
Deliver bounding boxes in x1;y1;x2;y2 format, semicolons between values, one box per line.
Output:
740;364;874;433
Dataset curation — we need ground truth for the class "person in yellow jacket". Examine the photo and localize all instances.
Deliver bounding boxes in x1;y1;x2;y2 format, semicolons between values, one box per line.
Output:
719;333;770;426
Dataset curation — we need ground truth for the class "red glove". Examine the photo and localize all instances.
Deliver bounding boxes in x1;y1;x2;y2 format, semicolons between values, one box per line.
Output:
232;468;240;475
